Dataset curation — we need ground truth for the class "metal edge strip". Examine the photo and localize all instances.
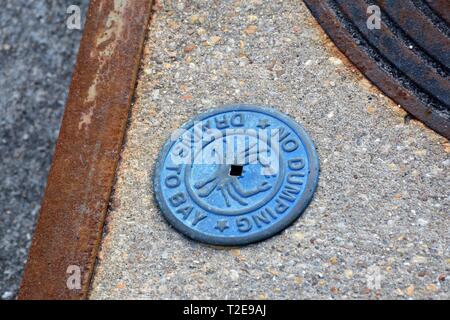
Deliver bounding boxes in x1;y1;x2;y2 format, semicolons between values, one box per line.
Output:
18;0;153;300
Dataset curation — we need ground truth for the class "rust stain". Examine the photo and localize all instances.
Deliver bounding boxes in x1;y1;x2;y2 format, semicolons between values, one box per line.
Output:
78;107;94;130
18;0;153;300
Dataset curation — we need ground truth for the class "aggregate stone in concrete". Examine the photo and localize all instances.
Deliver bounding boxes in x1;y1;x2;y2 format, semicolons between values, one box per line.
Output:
90;0;449;299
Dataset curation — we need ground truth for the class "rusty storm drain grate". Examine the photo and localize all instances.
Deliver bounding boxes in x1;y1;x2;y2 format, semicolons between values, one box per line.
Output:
304;0;450;139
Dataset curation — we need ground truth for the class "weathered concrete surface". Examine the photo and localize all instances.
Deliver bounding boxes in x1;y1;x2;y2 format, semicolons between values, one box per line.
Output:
90;0;449;299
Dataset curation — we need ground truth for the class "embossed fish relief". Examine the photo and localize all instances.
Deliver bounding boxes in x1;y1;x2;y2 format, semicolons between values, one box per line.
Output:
194;142;271;207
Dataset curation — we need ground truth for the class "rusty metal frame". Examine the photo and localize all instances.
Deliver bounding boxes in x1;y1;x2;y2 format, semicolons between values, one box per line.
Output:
304;0;450;139
18;0;153;300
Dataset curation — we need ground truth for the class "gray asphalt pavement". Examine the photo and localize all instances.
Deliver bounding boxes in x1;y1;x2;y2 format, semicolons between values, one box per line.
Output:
0;0;88;300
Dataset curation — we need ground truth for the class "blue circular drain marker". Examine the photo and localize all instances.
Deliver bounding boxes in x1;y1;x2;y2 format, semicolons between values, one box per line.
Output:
154;105;319;245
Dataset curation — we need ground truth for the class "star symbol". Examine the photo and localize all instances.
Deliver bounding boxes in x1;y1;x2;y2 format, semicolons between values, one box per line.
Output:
215;219;229;232
257;118;270;129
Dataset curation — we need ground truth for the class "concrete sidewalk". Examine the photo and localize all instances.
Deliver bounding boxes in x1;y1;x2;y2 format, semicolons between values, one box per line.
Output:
90;0;449;299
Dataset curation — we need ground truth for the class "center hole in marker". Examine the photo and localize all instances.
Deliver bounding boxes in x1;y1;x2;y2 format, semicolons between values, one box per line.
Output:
229;165;243;177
